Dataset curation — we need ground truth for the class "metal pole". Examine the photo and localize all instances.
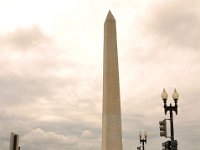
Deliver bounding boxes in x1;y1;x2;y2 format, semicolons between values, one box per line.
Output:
169;103;174;141
142;141;144;150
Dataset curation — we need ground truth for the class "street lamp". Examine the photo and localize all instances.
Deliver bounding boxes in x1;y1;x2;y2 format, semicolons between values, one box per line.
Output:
139;131;147;150
161;88;179;141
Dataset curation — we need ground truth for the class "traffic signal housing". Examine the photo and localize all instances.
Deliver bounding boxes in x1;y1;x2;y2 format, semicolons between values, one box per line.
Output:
162;141;171;150
171;140;178;150
159;119;167;137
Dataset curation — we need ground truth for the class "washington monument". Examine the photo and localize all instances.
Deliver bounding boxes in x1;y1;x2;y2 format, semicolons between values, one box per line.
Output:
102;11;123;150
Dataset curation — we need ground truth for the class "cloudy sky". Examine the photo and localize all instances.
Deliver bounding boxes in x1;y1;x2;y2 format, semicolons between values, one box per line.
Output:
0;0;200;149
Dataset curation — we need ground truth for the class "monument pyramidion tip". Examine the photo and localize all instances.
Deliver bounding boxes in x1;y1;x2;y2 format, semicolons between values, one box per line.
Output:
105;10;115;21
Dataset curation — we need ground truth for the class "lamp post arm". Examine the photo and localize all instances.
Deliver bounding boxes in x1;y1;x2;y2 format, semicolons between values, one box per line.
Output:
174;100;178;115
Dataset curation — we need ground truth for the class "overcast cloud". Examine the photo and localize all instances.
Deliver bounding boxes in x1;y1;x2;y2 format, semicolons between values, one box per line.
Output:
0;0;199;150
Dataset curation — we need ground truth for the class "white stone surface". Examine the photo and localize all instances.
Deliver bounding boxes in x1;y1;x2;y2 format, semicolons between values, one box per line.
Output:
102;11;123;150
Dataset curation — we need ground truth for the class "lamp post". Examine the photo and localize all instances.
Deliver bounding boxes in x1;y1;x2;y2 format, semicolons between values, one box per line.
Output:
161;89;179;141
139;131;147;150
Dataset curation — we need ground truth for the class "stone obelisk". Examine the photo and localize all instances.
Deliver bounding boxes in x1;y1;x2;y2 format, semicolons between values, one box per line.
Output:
102;11;123;150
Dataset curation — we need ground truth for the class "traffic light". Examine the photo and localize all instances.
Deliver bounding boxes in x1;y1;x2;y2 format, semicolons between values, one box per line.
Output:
162;141;171;150
162;142;168;150
171;140;178;150
159;119;167;137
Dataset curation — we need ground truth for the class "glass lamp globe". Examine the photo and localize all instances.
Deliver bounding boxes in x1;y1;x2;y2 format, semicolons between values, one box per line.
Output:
172;89;179;101
161;89;168;100
139;131;142;137
144;131;147;137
